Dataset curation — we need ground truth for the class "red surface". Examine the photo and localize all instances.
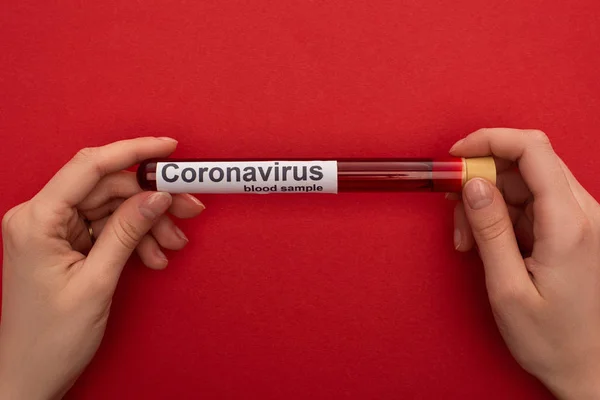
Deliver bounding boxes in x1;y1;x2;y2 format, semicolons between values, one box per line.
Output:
1;1;599;399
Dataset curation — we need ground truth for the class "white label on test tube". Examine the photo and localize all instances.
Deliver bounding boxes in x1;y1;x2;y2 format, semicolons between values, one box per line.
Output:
156;161;338;194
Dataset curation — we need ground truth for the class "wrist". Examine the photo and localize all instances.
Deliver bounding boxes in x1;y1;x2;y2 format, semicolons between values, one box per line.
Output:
549;383;600;400
0;356;51;400
0;375;55;400
541;365;600;400
0;377;28;400
0;334;72;400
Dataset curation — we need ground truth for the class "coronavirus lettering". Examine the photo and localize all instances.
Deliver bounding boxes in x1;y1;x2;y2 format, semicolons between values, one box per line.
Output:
162;162;324;184
156;160;338;194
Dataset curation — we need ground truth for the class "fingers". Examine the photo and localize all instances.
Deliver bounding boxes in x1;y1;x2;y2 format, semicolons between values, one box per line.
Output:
82;198;125;221
450;168;532;206
513;209;535;252
90;211;192;267
78;170;204;220
452;199;534;254
149;214;189;250
461;178;536;299
82;194;203;221
450;128;573;203
84;192;172;291
453;202;474;252
70;218;95;254
78;171;140;210
496;169;532;206
92;208;189;260
136;235;169;270
34;137;178;210
451;128;585;242
445;193;461;201
169;194;205;218
557;157;598;213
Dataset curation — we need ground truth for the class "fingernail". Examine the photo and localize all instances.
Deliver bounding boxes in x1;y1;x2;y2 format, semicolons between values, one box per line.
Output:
140;192;172;219
445;192;458;200
464;179;493;210
454;229;462;250
174;226;188;242
187;194;205;209
157;137;178;143
449;138;465;153
156;248;168;265
445;192;451;199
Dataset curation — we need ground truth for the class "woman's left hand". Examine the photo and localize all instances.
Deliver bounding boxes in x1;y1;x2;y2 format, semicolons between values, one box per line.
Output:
0;137;204;400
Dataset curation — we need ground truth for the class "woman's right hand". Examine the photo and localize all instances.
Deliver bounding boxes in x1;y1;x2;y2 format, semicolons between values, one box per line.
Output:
449;128;600;399
0;137;205;399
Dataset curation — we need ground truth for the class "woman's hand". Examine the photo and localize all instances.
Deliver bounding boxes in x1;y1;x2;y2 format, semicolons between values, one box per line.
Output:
450;128;600;399
0;137;204;400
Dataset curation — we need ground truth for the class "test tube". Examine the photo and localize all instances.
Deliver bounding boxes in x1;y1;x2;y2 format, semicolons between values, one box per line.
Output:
136;157;496;194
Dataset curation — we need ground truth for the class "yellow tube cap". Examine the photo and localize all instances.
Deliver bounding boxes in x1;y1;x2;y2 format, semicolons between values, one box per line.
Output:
464;157;497;186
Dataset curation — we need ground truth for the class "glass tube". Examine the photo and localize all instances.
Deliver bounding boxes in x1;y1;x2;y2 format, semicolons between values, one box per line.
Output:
136;157;495;193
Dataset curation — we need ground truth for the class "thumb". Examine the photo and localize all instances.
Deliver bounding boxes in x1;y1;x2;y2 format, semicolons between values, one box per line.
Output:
84;191;172;290
462;178;530;297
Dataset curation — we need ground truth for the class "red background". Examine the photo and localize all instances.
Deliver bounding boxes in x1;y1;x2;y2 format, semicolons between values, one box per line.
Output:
1;1;600;399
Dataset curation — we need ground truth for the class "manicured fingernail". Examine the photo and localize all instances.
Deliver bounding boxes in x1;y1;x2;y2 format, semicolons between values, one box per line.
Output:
156;248;168;264
157;137;178;143
464;178;493;210
449;138;465;153
187;194;205;209
140;192;172;219
454;229;462;250
445;192;460;201
174;226;188;242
